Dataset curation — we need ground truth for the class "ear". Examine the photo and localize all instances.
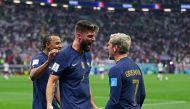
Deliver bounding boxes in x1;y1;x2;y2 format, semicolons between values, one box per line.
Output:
113;46;117;53
76;32;81;39
46;42;50;49
113;45;118;53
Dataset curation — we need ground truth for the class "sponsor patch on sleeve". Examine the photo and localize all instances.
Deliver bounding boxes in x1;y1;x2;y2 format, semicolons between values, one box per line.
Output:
111;78;117;87
51;62;60;72
32;59;39;66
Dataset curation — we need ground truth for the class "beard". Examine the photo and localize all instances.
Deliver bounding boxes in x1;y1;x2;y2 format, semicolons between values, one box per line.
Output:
81;40;91;52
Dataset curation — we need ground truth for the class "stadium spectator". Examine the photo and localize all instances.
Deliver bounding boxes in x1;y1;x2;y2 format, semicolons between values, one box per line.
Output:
3;61;10;80
0;2;190;73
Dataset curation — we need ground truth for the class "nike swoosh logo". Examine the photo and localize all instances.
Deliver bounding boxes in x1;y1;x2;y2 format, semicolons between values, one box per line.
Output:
72;63;77;66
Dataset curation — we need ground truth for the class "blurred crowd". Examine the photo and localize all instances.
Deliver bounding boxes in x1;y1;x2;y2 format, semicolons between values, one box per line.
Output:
0;2;189;66
59;0;190;4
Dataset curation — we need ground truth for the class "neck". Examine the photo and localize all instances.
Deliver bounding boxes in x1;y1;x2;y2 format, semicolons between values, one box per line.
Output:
72;39;83;54
114;53;128;62
43;49;49;55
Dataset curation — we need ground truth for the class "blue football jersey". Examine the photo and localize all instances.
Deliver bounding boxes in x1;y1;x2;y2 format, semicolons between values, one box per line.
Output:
50;45;92;109
30;52;59;109
105;57;146;109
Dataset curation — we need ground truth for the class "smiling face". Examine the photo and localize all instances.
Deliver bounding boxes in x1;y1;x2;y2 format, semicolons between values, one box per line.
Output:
74;20;99;52
79;31;96;52
46;35;62;51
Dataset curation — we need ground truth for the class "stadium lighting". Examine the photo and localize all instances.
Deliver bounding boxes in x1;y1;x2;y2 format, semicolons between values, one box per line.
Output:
181;9;186;12
13;0;20;4
107;7;115;11
169;61;174;65
128;8;135;11
51;3;58;7
122;4;132;8
93;7;101;10
69;0;78;6
62;4;68;8
97;7;101;10
26;1;33;5
181;4;190;9
40;2;45;6
142;8;149;12
164;8;171;12
76;6;82;9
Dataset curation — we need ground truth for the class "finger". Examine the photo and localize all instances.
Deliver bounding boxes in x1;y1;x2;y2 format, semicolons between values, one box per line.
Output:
51;49;59;53
49;50;58;56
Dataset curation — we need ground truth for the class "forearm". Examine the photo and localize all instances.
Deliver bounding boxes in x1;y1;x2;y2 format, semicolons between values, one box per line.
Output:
30;61;50;80
55;83;61;105
46;76;56;108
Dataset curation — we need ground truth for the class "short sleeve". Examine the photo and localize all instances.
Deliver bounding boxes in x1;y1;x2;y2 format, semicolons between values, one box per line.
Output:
50;51;68;77
30;55;44;69
105;67;122;109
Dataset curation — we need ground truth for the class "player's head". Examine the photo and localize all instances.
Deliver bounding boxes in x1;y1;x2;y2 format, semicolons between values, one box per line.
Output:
42;33;62;51
107;33;131;60
75;20;99;52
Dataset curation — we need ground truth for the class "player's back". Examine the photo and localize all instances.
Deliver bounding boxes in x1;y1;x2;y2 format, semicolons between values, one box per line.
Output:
113;57;145;109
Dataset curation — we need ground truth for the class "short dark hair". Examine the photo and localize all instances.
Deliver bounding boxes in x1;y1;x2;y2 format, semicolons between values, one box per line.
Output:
41;33;59;50
75;20;99;33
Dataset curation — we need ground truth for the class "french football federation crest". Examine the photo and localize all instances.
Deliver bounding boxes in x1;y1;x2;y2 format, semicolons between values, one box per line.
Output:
87;62;90;67
81;75;85;81
81;62;85;69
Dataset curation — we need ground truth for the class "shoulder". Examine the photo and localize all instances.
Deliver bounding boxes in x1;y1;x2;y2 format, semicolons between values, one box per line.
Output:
55;46;71;60
30;52;46;67
109;66;122;77
121;57;139;69
53;46;76;66
31;52;46;62
32;52;44;59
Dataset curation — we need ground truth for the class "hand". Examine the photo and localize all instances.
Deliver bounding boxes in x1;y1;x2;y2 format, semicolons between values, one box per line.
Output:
47;49;59;63
47;105;53;109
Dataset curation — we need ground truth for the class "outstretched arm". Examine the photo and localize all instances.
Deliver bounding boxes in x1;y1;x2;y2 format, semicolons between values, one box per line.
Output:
55;81;61;105
46;74;59;109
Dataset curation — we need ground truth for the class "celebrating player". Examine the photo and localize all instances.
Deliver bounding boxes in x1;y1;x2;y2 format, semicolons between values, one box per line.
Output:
105;33;146;109
30;34;62;109
46;20;100;109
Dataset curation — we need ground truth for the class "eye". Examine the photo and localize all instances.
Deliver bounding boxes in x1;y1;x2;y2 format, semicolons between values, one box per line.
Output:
55;41;61;45
87;35;94;38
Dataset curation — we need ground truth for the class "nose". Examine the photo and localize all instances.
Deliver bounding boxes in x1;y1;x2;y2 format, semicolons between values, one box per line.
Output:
92;36;96;41
58;44;63;50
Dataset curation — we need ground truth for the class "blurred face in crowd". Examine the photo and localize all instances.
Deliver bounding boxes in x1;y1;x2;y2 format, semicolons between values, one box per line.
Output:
78;31;96;52
47;35;62;51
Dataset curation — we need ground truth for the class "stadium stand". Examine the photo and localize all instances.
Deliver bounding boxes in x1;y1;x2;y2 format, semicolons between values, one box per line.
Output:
0;1;189;74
